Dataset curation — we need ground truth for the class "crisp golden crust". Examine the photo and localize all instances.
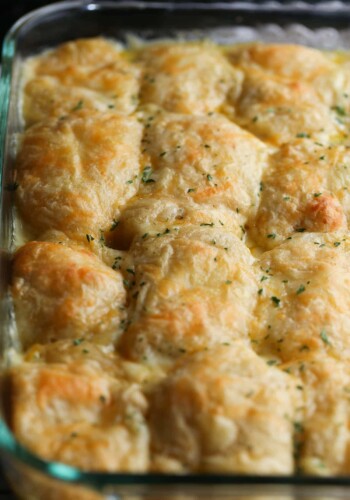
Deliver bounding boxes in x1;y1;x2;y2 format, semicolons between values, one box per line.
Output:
10;38;350;478
33;38;125;76
24;38;140;123
8;362;149;471
228;44;335;81
149;344;299;473
252;233;350;363
138;42;243;114
231;68;339;146
16;112;142;243
11;241;126;348
119;227;257;365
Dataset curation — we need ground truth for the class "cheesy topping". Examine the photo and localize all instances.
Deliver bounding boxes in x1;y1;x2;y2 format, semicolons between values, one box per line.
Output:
7;37;350;476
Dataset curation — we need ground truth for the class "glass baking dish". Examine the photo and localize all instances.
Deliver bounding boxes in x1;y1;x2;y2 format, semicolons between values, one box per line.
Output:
3;0;350;498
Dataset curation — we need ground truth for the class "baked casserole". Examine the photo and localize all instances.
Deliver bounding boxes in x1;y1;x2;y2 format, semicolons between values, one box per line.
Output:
6;37;350;476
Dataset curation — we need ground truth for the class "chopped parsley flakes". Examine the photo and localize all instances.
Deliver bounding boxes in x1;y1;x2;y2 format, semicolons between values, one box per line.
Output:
267;360;278;366
73;338;83;346
271;296;281;307
141;166;155;183
72;100;83;111
331;105;346;117
320;329;331;345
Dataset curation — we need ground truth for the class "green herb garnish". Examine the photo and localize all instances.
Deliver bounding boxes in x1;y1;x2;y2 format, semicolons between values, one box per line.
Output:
332;105;346;116
72;100;83;111
73;338;83;346
320;329;331;345
267;360;278;366
271;296;281;307
141;166;155;183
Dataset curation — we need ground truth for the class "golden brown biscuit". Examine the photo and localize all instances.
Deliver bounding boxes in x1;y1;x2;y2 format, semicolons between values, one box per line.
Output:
138;42;243;114
149;344;299;473
16;111;142;243
138;109;269;219
229;43;350;135
119;226;257;365
232;68;339;146
24;37;140;122
8;362;149;471
252;233;350;363
11;241;126;348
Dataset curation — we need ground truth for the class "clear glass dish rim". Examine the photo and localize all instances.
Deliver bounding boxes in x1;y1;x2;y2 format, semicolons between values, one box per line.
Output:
2;0;350;490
